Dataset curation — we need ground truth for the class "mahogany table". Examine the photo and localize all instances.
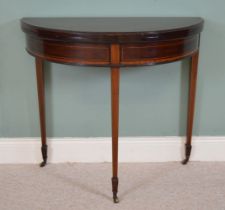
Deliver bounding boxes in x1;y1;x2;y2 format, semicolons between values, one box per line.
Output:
21;17;204;203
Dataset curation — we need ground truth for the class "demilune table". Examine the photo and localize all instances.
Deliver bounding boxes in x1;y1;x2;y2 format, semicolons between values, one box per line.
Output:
21;17;204;203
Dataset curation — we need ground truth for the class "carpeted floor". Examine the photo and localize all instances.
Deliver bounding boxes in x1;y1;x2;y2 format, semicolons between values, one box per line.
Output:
0;162;225;210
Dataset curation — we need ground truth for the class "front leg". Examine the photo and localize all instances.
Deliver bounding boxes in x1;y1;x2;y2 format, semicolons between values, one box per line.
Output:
110;44;120;203
111;67;120;203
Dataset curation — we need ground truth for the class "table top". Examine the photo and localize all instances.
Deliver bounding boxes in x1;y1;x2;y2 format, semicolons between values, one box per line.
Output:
21;17;204;43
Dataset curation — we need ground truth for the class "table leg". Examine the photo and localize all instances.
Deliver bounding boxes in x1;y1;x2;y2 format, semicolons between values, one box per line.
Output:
35;57;48;167
111;66;120;203
182;51;199;165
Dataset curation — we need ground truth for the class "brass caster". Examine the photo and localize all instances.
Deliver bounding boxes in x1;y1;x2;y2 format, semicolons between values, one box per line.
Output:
111;177;119;203
113;196;119;203
181;158;189;165
40;160;47;167
40;144;48;167
182;144;192;165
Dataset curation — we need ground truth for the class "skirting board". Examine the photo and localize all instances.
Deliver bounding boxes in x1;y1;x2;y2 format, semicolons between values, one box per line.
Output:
0;136;225;163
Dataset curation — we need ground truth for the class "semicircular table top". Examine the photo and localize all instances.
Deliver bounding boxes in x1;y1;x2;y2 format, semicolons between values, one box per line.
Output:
21;17;204;43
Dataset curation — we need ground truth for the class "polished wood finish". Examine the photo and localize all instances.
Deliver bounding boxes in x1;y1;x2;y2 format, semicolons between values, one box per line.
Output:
21;17;204;203
110;44;120;203
21;17;203;67
121;35;199;66
27;37;110;66
35;58;47;167
182;51;199;164
21;17;203;43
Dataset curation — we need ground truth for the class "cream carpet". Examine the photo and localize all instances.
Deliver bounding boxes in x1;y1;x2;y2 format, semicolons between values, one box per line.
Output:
1;162;225;210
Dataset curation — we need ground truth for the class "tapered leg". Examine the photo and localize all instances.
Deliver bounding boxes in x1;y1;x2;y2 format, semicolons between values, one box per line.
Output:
110;44;120;203
35;57;48;167
182;51;199;165
111;67;120;203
